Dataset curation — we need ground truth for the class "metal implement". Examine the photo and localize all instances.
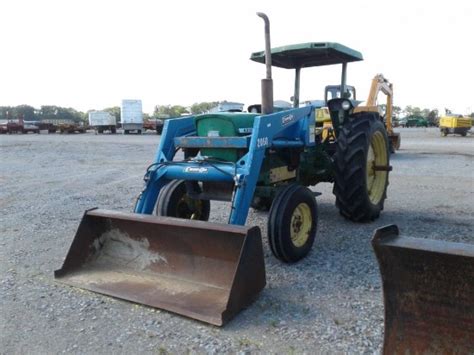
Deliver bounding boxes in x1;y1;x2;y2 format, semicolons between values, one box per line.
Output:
354;74;400;152
55;209;266;326
372;225;474;354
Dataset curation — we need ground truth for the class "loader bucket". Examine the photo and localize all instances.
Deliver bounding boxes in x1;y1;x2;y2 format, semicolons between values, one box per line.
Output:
372;225;474;354
55;209;266;326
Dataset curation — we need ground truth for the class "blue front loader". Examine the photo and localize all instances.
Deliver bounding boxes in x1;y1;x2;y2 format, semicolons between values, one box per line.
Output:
134;106;315;225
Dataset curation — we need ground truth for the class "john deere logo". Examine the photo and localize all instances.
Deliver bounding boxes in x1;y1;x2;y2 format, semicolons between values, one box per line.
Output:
184;167;208;174
282;114;295;125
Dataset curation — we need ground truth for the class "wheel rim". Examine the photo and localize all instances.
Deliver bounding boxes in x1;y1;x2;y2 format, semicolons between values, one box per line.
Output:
176;195;204;220
290;203;312;248
366;131;388;204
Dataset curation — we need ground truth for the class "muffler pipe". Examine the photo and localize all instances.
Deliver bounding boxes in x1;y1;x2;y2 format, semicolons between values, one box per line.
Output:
257;12;273;114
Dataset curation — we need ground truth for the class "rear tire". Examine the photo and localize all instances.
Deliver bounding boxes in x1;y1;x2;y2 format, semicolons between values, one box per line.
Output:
268;184;318;263
156;180;210;221
333;113;390;222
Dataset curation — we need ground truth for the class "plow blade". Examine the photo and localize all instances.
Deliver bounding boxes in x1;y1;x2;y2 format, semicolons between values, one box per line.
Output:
55;209;266;326
372;225;474;354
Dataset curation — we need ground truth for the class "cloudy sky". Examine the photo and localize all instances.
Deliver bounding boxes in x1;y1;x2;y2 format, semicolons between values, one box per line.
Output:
1;0;473;115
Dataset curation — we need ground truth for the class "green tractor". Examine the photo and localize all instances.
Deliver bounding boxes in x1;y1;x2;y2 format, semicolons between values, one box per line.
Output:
137;13;392;263
55;13;393;326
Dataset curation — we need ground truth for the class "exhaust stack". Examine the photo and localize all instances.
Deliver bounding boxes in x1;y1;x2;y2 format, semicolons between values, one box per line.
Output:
257;12;273;114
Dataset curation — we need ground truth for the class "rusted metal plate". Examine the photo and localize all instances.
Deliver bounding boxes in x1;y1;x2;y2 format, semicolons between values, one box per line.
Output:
55;209;266;326
372;225;474;354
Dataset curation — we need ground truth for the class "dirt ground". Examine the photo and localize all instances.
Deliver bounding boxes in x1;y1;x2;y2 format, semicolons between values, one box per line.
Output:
1;128;473;354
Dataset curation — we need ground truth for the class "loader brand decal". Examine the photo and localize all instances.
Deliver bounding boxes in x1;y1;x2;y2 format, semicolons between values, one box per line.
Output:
238;127;253;134
282;114;295;126
184;167;209;174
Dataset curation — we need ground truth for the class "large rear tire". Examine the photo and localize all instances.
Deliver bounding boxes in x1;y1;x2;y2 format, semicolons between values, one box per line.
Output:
333;113;390;222
156;180;210;221
268;184;318;263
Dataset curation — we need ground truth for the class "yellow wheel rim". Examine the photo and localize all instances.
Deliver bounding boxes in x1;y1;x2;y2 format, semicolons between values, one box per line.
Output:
177;196;203;220
290;203;312;247
366;131;388;205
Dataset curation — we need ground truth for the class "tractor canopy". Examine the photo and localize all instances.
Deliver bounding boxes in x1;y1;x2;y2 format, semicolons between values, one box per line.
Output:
250;42;363;69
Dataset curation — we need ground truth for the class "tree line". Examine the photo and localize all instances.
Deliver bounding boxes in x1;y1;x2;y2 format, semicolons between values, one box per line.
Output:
0;102;219;123
1;103;472;124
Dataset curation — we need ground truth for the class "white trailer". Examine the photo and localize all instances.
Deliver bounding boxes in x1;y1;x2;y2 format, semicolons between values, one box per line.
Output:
88;111;117;134
121;99;143;134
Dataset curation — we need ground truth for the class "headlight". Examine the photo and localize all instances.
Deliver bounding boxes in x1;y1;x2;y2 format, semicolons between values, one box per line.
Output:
341;100;351;110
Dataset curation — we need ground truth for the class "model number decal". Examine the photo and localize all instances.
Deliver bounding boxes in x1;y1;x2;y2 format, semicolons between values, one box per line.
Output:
257;137;269;148
184;167;208;173
238;128;253;134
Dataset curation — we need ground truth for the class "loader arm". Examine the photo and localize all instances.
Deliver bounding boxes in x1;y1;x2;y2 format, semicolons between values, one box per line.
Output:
134;106;314;225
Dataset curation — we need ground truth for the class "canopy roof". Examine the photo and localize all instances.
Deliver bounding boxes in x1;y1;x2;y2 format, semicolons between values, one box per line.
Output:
250;42;363;69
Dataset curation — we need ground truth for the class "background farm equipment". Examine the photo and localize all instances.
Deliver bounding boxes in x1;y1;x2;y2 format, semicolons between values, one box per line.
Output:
56;13;392;326
58;122;87;134
439;114;471;136
0;118;39;134
400;116;428;127
143;118;164;134
22;121;40;134
121;99;143;134
88;111;117;134
354;75;400;152
37;122;58;133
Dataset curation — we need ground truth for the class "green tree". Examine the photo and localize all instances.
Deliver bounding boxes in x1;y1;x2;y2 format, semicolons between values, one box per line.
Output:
427;109;439;126
103;106;121;122
421;108;431;118
39;105;85;122
12;105;36;121
153;105;188;118
190;102;218;114
404;105;422;118
0;106;13;120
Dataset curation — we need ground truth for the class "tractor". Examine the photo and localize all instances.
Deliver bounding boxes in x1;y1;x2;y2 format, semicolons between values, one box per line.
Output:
135;13;392;263
56;13;391;326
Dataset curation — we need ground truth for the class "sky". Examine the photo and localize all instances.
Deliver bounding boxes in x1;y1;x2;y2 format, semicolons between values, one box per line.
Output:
1;0;473;115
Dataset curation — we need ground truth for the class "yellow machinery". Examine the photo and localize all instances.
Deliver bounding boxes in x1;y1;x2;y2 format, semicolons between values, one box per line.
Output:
315;107;334;142
315;75;400;152
354;74;400;152
439;115;472;136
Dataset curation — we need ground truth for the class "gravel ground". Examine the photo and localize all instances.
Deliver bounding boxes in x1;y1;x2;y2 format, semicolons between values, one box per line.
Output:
1;127;473;354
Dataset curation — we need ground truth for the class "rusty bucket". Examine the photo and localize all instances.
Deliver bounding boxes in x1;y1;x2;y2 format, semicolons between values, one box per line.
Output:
55;209;266;326
372;225;474;354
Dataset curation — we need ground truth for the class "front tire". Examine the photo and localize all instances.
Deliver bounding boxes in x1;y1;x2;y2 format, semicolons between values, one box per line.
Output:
156;180;210;221
268;184;318;263
333;113;390;222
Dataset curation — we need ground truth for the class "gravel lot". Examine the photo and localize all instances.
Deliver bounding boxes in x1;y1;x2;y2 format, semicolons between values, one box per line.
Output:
1;127;473;354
